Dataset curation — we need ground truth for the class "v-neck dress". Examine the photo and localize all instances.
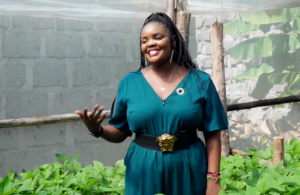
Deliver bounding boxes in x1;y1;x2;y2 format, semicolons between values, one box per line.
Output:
108;69;228;195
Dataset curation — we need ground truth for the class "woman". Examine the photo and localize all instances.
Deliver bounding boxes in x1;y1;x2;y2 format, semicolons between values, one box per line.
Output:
75;12;228;195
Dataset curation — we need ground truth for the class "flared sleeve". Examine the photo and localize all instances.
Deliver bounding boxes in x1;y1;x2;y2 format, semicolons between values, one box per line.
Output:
108;80;132;136
199;78;229;132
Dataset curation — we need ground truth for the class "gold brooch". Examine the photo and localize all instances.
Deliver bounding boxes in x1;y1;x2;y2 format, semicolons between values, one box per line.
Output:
176;88;184;95
156;134;177;152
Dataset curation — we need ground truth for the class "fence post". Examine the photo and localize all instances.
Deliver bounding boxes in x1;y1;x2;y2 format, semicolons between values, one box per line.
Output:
211;21;230;157
273;137;284;167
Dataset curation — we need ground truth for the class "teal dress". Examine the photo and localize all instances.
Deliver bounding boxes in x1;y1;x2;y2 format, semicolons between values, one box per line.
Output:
109;69;228;195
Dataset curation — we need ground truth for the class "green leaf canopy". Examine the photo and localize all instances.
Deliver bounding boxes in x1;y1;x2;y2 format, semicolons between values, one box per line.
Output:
229;34;300;60
240;7;300;24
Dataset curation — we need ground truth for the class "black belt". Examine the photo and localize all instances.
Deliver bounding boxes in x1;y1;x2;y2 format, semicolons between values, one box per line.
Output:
134;131;199;152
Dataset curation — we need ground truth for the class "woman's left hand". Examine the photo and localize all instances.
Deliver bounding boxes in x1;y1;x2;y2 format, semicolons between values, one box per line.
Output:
206;180;222;195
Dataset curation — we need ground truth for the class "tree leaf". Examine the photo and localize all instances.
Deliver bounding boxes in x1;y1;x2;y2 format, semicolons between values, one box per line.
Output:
1;189;18;195
252;167;261;181
42;165;52;179
240;8;297;24
93;161;104;172
235;63;274;82
31;172;40;188
74;161;82;171
0;176;12;193
290;138;296;146
281;182;299;186
293;18;300;34
17;184;34;193
55;154;70;162
6;169;15;181
256;174;270;193
62;173;74;188
245;185;259;195
111;175;121;189
292;142;300;154
53;161;63;169
226;184;239;192
102;167;115;178
229;34;300;60
115;160;126;173
224;17;260;36
72;153;81;162
287;74;300;94
268;72;300;84
246;156;253;170
250;73;274;99
287;188;300;195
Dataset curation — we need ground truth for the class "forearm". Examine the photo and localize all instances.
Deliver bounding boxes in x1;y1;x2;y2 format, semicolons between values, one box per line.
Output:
101;125;128;143
204;131;221;173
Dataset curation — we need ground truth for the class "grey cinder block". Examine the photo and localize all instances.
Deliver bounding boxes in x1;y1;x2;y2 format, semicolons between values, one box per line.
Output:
33;58;68;87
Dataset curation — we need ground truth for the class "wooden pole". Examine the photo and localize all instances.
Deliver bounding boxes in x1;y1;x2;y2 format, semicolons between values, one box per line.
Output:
227;95;300;111
211;21;230;157
176;12;191;48
166;0;176;22
1;94;299;129
0;111;110;128
273;137;284;167
175;0;191;48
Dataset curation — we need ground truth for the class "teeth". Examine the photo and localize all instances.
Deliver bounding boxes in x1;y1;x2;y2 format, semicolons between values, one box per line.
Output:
149;50;157;55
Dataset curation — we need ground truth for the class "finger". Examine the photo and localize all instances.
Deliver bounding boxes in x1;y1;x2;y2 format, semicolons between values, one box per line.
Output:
83;108;88;120
94;105;104;119
89;104;99;118
74;111;84;120
97;111;108;124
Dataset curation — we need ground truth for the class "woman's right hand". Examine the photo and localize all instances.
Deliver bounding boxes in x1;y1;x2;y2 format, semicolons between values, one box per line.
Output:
74;104;108;134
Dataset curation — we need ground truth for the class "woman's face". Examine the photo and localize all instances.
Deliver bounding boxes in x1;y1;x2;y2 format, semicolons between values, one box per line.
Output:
141;22;174;66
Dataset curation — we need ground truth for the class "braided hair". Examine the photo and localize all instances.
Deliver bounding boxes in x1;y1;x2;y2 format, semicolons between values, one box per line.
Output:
139;12;197;70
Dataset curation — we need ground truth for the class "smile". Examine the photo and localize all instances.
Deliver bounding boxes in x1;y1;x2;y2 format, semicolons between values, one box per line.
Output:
148;50;160;57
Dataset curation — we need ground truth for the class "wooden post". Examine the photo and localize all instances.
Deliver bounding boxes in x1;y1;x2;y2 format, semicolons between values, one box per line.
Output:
0;111;110;128
176;11;191;48
166;0;176;22
175;0;191;48
273;137;284;167
211;21;230;157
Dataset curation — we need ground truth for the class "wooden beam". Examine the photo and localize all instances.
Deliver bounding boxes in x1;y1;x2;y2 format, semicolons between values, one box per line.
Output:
273;137;284;167
166;0;176;22
227;95;300;111
0;112;111;129
176;11;191;48
1;94;299;129
211;21;230;157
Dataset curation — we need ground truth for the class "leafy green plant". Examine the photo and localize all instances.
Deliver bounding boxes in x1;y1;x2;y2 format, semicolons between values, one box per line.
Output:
2;139;300;195
225;7;300;101
0;153;126;195
220;138;300;195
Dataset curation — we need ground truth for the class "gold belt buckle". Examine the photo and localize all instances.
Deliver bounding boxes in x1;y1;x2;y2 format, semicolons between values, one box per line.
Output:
156;134;177;152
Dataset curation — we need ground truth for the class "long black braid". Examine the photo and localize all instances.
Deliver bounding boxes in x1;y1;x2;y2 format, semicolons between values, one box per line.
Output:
139;12;206;97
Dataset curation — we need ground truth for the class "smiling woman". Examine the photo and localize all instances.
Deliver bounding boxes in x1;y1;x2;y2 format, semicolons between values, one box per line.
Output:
75;12;228;195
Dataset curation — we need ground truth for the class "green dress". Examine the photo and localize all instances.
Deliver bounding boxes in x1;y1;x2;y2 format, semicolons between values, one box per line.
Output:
109;69;228;195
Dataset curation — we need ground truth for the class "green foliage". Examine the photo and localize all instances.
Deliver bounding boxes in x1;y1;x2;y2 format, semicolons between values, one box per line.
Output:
0;153;126;195
228;34;300;60
225;7;300;100
2;139;300;194
221;138;300;195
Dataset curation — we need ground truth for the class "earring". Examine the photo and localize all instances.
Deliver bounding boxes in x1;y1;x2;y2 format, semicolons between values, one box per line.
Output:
170;49;174;63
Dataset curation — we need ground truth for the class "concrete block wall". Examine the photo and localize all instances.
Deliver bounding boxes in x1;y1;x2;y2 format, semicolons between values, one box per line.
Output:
0;15;197;176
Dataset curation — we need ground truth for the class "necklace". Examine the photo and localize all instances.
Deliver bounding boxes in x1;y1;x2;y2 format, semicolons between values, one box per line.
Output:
150;65;175;91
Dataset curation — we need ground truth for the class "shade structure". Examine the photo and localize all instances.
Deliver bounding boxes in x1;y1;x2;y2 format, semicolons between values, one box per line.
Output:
0;0;300;21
